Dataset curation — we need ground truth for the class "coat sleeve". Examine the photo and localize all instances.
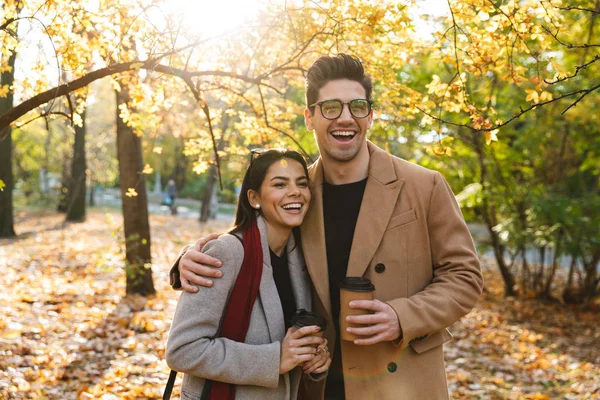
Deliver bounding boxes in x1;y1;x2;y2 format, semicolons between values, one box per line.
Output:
387;172;483;347
165;235;281;388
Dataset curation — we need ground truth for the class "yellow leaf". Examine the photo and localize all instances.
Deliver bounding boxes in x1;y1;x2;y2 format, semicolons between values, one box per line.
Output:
539;91;553;101
1;330;21;340
142;164;153;174
0;179;5;191
153;147;163;154
125;188;138;197
477;11;490;21
485;129;499;145
525;89;539;104
0;84;9;97
130;62;145;70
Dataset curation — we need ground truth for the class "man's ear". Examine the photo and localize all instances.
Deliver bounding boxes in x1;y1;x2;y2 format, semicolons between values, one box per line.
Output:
247;189;260;209
304;108;314;131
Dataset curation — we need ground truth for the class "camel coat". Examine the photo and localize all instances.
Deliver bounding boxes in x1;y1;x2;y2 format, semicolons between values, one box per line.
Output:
300;141;483;400
166;216;313;400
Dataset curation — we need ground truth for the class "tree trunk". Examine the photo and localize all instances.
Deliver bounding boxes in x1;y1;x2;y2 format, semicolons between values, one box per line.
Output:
200;166;217;222
473;131;518;296
88;178;95;207
66;106;87;222
199;113;230;222
0;44;17;238
116;88;155;296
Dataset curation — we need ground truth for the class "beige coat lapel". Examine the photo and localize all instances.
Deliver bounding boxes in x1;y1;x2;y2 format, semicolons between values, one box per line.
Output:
300;159;332;321
346;142;404;278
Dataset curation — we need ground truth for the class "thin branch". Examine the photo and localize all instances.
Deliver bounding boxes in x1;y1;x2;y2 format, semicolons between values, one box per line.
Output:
545;55;600;84
557;6;600;14
414;83;600;131
14;111;73;130
542;26;600;48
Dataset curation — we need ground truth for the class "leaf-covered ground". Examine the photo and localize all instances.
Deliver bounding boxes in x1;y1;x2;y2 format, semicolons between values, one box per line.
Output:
1;210;598;399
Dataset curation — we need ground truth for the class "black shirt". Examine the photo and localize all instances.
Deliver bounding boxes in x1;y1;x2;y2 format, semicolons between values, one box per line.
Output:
270;248;296;329
322;178;368;400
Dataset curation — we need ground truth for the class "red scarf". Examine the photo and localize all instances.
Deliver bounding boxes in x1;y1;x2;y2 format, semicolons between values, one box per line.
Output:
209;219;263;400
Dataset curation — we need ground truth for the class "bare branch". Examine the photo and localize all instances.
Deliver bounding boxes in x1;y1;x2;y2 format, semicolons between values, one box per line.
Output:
545;55;600;84
542;26;600;48
557;6;600;14
415;83;600;132
14;111;73;130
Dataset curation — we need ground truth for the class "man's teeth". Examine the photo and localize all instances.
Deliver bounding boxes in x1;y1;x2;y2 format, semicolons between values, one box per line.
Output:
282;203;302;210
332;131;354;137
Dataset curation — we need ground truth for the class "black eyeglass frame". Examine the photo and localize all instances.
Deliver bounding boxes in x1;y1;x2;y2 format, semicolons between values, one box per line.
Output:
309;99;373;120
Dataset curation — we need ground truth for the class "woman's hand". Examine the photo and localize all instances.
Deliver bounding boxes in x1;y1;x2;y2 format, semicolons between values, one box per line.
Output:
279;326;324;375
302;339;331;375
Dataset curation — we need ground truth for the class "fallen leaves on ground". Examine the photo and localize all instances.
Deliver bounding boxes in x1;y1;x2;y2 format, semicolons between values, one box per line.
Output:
0;210;598;399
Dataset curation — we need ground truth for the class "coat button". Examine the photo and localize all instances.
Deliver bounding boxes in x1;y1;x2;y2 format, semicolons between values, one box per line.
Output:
375;263;386;273
387;362;397;373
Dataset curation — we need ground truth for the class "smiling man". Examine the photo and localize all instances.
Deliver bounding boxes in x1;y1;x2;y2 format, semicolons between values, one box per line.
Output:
170;54;483;399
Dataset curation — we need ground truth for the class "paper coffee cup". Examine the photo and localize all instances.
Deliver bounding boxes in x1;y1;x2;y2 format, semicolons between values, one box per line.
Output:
339;277;375;341
291;309;327;339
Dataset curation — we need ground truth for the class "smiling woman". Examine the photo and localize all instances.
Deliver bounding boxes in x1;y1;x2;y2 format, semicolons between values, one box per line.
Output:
162;0;263;36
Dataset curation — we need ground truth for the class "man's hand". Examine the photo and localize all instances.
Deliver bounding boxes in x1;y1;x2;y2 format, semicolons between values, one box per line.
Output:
345;299;402;345
179;233;223;293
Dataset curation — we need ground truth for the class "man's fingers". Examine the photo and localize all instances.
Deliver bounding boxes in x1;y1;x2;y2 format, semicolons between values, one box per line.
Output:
181;269;214;288
349;299;384;311
179;276;198;293
346;312;386;325
181;258;223;278
346;324;385;337
185;250;223;269
194;233;222;251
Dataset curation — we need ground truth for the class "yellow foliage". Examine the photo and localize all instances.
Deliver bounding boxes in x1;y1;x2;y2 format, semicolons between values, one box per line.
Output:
125;188;138;197
142;164;153;174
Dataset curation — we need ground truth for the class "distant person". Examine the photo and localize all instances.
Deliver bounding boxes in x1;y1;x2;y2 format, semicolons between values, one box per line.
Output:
170;54;483;399
165;179;177;215
165;149;331;399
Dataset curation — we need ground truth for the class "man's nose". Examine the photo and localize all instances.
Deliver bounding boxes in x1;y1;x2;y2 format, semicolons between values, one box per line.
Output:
336;103;354;123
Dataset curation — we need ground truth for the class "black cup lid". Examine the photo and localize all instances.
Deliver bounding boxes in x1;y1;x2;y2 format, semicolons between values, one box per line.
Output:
291;309;328;331
339;276;375;292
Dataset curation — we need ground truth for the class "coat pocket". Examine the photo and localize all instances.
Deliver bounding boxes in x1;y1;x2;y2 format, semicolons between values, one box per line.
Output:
409;328;453;354
386;209;417;231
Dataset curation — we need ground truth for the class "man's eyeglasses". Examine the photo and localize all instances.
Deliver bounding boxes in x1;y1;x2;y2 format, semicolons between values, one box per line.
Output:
309;99;373;120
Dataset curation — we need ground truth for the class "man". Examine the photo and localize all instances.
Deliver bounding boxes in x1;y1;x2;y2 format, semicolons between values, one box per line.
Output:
170;54;483;399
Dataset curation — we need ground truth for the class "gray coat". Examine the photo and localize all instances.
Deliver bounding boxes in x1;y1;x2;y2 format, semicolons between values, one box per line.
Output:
166;216;312;400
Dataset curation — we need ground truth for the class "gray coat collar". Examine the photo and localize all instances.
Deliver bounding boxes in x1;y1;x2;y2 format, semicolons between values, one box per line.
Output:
255;215;311;342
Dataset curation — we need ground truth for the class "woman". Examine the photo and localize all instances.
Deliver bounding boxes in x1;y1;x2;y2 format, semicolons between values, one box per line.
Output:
166;149;331;400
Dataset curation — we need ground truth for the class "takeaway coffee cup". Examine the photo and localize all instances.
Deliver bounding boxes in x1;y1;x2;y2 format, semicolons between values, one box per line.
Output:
291;309;328;340
339;277;375;341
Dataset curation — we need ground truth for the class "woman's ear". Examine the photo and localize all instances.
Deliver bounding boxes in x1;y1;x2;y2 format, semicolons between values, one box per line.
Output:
247;189;260;209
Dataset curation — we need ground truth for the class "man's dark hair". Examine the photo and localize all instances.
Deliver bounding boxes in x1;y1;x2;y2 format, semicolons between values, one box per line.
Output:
305;53;373;114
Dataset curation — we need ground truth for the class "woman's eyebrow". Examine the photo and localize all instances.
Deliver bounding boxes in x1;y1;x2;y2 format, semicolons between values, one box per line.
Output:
270;176;290;181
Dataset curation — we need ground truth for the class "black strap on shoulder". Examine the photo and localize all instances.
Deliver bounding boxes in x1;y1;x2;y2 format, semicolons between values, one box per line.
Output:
163;369;177;400
232;233;243;246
